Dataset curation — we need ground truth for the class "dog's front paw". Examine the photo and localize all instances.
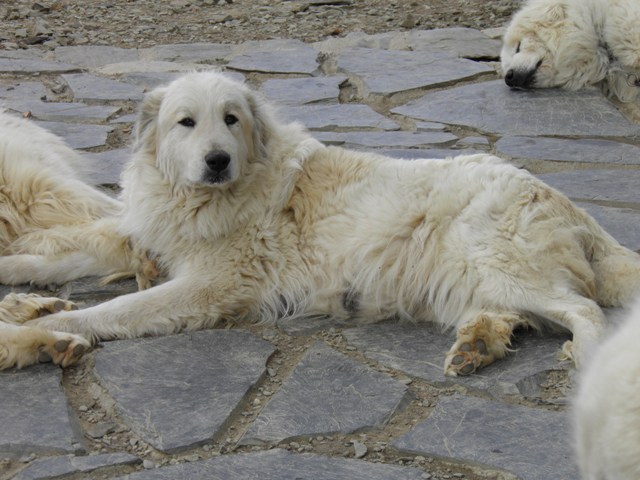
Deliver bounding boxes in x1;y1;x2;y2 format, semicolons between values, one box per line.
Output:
0;293;78;324
0;327;90;370
37;332;91;368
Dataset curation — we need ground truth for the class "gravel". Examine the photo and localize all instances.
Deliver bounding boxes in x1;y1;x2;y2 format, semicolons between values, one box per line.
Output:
0;0;522;50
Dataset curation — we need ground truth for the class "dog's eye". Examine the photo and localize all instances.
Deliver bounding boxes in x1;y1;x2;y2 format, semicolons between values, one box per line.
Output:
515;42;521;54
178;117;195;128
224;114;238;126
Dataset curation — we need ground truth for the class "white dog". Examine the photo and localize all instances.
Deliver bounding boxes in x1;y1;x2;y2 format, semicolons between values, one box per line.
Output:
0;111;155;369
501;0;640;102
573;303;640;479
2;71;640;376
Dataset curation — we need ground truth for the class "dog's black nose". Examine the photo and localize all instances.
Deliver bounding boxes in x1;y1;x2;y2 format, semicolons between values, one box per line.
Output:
205;150;231;173
504;67;537;89
505;69;516;85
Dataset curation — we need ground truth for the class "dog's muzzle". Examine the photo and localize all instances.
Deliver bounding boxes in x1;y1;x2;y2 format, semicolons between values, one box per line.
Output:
504;61;541;89
203;150;231;184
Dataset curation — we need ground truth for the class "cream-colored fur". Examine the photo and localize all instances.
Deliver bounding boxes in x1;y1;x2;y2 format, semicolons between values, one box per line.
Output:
2;72;640;375
0;111;154;369
573;302;640;479
501;0;640;102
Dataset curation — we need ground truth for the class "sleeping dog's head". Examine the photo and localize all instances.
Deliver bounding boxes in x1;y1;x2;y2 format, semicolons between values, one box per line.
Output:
501;0;613;95
134;71;274;188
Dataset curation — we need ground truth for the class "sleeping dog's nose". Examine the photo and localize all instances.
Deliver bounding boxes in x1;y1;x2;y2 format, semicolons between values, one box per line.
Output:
205;150;231;173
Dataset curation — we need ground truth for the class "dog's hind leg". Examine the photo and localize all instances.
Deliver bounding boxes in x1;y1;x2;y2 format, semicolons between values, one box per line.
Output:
0;252;114;286
0;293;90;369
444;310;531;376
532;294;606;368
1;219;158;288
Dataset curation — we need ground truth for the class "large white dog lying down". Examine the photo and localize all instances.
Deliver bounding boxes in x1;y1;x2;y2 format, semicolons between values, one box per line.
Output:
501;0;640;102
574;302;640;480
1;71;640;375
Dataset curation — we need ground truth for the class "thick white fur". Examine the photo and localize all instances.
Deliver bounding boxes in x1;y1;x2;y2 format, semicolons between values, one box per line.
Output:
2;72;640;375
0;111;154;369
501;0;640;102
574;303;640;479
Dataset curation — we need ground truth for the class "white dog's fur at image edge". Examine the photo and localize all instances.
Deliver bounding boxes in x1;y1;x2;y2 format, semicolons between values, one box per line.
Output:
501;0;640;102
574;302;640;480
0;111;156;368
1;71;640;378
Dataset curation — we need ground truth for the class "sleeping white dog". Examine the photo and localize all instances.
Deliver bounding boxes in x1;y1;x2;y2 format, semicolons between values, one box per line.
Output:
501;0;640;102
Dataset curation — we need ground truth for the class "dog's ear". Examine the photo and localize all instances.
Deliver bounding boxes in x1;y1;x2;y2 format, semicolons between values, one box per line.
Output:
133;86;167;154
541;3;566;25
246;90;276;161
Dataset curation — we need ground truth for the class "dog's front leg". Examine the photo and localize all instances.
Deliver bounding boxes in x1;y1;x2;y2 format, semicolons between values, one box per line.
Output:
25;276;235;343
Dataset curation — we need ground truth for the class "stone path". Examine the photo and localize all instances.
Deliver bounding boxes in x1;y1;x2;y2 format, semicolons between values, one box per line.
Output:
1;27;639;480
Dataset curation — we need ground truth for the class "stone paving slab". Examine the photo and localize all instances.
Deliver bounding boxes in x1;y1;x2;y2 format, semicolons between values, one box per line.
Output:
0;366;84;457
392;394;578;480
117;72;186;91
227;44;319;74
61;74;145;102
342;321;571;400
54;46;141;69
94;330;275;453
12;453;140;480
241;342;410;444
578;203;640;251
406;27;502;59
537;169;640;205
84;148;131;186
6;101;120;123
312;130;457;148
283;104;400;130
96;61;197;77
336;48;493;95
34;121;113;149
261;76;346;105
0;82;48;103
116;449;426;480
0;58;79;74
496;136;640;165
139;43;232;63
392;80;640;137
378;147;485;160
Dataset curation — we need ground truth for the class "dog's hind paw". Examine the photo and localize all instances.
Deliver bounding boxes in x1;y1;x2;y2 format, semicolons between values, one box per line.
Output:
444;312;516;376
444;339;490;376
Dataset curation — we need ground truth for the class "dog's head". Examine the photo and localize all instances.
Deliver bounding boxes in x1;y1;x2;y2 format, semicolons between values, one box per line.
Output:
501;0;609;92
134;71;274;189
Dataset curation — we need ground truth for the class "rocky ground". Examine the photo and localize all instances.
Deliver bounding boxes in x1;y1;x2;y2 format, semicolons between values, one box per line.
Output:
1;0;520;49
